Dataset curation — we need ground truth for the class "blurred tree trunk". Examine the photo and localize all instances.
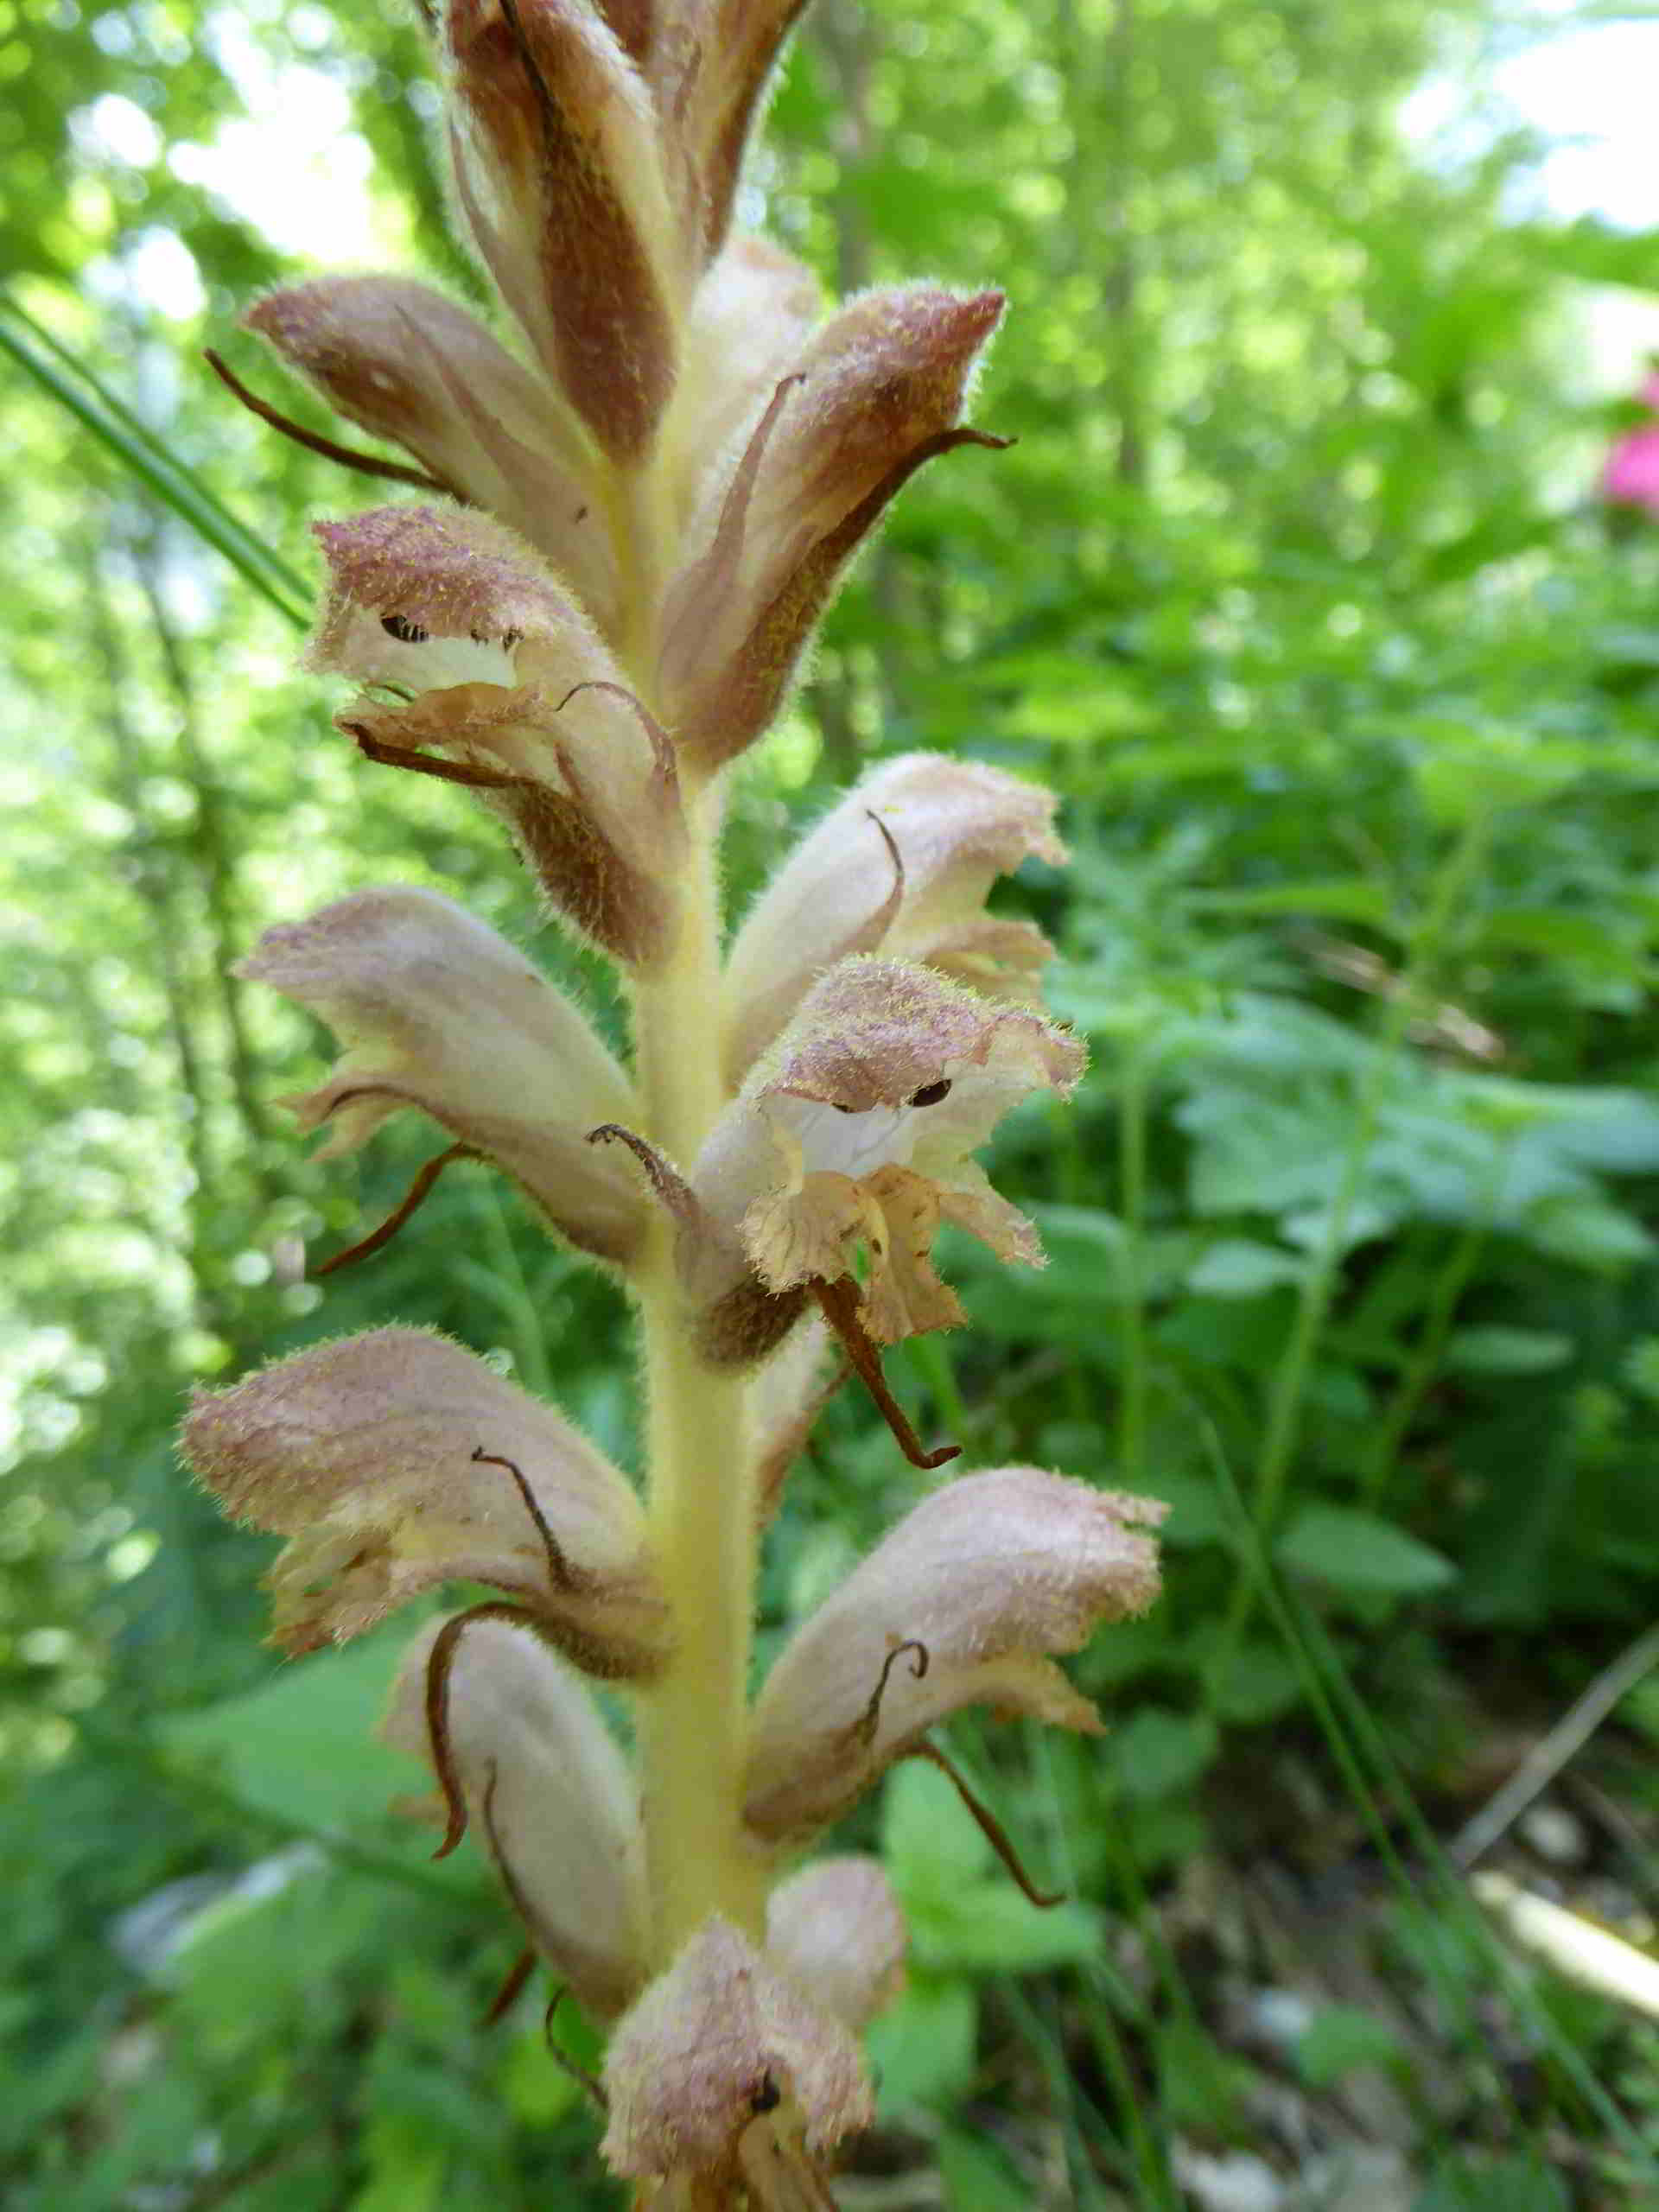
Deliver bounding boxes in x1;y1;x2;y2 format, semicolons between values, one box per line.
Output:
83;528;221;1313
131;514;274;1194
1060;0;1148;498
1104;0;1146;491
809;0;907;761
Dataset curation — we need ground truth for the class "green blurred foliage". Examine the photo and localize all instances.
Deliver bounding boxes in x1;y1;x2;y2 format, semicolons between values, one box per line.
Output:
6;0;1659;2204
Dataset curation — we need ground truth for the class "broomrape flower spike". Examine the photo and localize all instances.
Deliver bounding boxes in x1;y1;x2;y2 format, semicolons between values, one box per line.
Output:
182;2;1165;2202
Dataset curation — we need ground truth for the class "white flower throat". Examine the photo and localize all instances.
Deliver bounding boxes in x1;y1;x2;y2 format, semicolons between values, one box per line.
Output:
780;1077;956;1181
369;611;522;691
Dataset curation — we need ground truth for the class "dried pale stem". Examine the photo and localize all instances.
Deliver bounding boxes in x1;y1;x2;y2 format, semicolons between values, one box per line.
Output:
1451;1621;1659;1869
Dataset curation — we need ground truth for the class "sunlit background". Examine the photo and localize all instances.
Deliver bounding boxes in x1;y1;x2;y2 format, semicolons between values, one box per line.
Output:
6;2;1659;2206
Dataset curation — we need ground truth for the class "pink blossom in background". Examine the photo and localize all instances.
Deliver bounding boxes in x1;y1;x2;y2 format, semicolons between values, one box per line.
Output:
1603;423;1659;515
1602;368;1659;516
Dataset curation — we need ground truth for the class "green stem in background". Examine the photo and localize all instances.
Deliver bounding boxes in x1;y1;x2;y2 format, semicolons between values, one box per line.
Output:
1189;1413;1513;2118
1116;1035;1151;1489
905;1332;969;1446
1188;1352;1652;2173
1357;1144;1510;1514
1028;1717;1212;2198
0;299;311;626
1048;1091;1094;1428
1027;1727;1179;2212
1215;809;1492;1661
83;536;224;1318
996;1981;1135;2211
133;514;276;1179
464;1177;556;1403
1292;1592;1656;2171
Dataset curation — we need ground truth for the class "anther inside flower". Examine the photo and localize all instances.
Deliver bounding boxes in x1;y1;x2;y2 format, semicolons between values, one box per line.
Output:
695;957;1084;1349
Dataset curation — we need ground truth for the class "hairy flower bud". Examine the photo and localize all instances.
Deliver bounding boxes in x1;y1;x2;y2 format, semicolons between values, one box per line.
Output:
183;1326;671;1675
442;0;682;457
745;1471;1165;1841
242;277;616;624
723;752;1065;1084
240;885;648;1263
385;1611;648;2019
658;285;1007;769
651;0;811;268
671;236;822;506
765;1857;906;2030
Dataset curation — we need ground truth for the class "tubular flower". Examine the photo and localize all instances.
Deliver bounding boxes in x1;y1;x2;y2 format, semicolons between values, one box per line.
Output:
722;751;1065;1084
381;1606;906;2205
256;254;1007;799
692;957;1084;1357
764;1858;906;2031
441;0;683;459
743;1470;1164;1843
645;1;813;270
384;1611;650;2021
242;276;617;623
240;885;649;1263
181;1326;671;1677
601;1917;874;2210
657;284;1007;771
308;506;684;963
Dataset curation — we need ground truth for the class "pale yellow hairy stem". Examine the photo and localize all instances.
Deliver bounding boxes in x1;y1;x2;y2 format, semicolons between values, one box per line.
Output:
609;461;766;1964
